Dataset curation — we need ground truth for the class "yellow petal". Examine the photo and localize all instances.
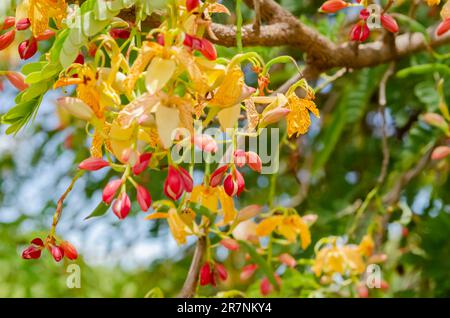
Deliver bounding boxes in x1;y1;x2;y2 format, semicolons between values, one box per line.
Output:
167;208;188;245
191;185;219;213
358;234;374;257
210;66;244;107
255;216;283;237
218;186;236;224
155;104;180;148
217;104;241;130
145;212;168;220
145;57;176;95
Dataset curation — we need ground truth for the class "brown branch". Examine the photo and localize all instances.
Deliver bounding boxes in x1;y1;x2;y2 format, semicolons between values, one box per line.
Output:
177;236;206;298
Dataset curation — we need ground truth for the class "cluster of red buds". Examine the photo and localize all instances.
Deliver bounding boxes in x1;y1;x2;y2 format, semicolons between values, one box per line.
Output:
0;16;55;60
163;165;194;200
79;153;153;219
199;261;228;286
209;150;263;197
22;236;78;262
319;1;399;42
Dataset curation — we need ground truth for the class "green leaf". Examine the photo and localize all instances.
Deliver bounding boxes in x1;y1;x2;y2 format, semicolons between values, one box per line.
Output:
397;64;450;78
238;240;279;290
144;287;164;298
84;202;110;220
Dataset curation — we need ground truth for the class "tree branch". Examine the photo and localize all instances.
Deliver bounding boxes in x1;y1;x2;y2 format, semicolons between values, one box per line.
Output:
177;236;206;298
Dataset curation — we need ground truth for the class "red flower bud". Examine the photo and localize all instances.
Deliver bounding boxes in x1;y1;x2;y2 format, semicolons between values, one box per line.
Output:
164;166;184;200
224;169;245;197
245;151;262;173
381;14;399;33
51;245;64;262
102;179;122;204
0;29;15;51
79;157;110;171
215;263;228;281
259;275;281;296
156;33;165;46
357;284;369;298
132;152;152;175
350;22;370;42
5;71;28;91
200;262;214;286
31;238;44;247
112;192;131;220
199;38;217;61
186;0;200;12
320;0;349;13
178;166;194;193
136;185;152;212
16;18;31;31
22;245;42;260
359;9;369;20
240;264;258;281
60;241;78;260
2;16;15;30
436;18;450;36
18;38;38;60
209;165;229;187
220;238;240;251
109;28;131;39
74;53;85;64
35;29;55;41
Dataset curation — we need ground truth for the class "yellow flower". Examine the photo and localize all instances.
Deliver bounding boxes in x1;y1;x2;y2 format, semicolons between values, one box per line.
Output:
146;209;190;245
27;0;67;37
256;214;311;249
286;93;320;138
312;236;373;278
190;185;237;225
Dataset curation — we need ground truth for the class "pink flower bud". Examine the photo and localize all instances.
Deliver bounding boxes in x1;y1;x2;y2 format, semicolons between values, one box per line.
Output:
381;14;399;33
436;18;450;36
0;29;15;51
220;238;240;251
18;38;38;60
431;146;450;161
16;18;31;31
261;107;290;126
259;275;281;296
60;241;78;260
112;192;131;220
320;0;349;13
245;151;262;173
350;22;370;42
2;16;15;30
51;245;64;262
136;185;152;212
422;113;447;128
132;152;152;175
215;263;228;281
178;166;194;193
279;253;296;268
186;0;200;12
5;71;28;91
234;149;246;168
164;166;184;200
357;284;369;298
359;9;369;20
194;134;218;153
240;264;258;281
102;179;122;204
237;204;261;222
79;157;110;171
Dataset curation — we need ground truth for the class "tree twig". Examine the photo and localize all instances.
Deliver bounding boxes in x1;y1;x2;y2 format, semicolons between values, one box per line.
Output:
177;236;207;298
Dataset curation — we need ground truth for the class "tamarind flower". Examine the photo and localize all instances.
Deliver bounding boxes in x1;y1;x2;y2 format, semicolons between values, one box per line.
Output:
256;214;311;250
190;185;237;225
312;235;374;278
286;92;320;138
26;0;67;37
146;208;191;245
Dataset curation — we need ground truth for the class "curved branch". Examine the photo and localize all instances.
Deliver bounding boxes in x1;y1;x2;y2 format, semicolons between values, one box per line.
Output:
177;236;206;298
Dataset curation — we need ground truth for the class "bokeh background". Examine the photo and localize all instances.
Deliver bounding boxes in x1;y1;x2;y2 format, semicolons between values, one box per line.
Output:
1;0;450;297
